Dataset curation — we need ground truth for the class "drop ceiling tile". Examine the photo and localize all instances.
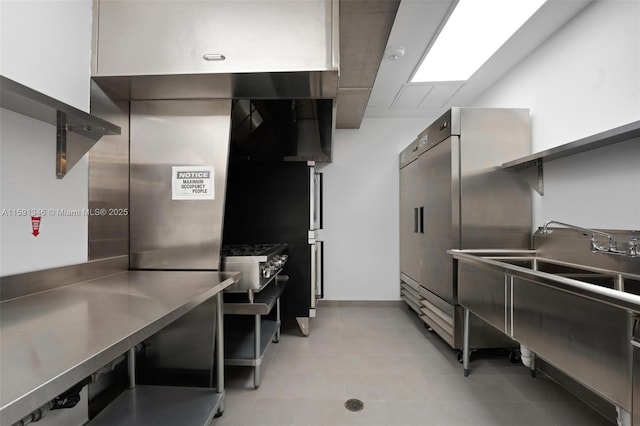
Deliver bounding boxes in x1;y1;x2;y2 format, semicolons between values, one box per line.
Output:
418;83;464;109
390;84;434;109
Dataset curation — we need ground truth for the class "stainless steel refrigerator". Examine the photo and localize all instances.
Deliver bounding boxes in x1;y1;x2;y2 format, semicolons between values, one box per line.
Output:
400;108;531;350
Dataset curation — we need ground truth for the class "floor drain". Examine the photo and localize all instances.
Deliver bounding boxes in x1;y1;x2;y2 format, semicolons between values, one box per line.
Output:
344;398;364;412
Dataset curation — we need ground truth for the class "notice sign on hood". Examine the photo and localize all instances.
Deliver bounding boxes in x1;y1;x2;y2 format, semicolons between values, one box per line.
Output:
172;166;215;200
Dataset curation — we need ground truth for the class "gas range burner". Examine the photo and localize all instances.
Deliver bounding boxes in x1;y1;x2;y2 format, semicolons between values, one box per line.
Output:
221;244;284;258
220;243;288;296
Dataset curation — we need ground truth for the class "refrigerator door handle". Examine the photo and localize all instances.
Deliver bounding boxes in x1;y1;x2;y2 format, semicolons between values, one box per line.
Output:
311;169;323;231
309;167;315;230
414;208;419;233
310;243;317;310
316;172;323;230
316;241;323;299
419;206;425;234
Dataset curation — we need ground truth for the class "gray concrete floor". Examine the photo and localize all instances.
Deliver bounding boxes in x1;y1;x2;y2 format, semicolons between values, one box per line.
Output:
213;304;613;426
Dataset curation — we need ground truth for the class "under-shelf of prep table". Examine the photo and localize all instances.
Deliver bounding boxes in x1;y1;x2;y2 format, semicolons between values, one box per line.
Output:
86;385;223;426
224;277;287;388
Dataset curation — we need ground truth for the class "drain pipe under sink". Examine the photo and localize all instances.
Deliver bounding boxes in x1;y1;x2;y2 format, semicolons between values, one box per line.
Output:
520;345;533;368
616;407;631;426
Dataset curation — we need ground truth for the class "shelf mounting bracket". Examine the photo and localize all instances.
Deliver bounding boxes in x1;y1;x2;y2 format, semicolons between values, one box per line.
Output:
513;160;544;196
55;111;102;179
1;75;121;180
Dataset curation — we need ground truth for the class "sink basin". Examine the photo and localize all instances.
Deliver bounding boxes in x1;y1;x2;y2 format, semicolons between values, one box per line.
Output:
453;250;640;296
482;256;620;289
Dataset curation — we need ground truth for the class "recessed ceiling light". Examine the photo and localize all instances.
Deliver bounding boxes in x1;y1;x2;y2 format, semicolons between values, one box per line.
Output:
411;0;546;83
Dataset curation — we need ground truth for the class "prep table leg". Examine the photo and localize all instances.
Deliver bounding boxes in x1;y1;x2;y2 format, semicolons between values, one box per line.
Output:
274;298;281;343
254;314;261;388
128;347;136;389
463;308;470;377
216;292;225;415
530;350;537;378
295;317;310;336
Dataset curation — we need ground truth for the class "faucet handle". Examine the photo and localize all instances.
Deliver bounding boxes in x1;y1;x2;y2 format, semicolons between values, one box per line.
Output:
591;235;618;254
628;236;639;257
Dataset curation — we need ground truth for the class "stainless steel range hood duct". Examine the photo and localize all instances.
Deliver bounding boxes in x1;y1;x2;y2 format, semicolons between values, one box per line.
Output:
228;99;333;163
285;99;334;162
231;100;264;148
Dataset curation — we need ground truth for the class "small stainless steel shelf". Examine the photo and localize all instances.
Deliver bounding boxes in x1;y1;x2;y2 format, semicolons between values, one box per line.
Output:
502;120;640;195
224;277;287;314
224;277;287;388
225;319;280;363
1;75;121;179
87;386;223;426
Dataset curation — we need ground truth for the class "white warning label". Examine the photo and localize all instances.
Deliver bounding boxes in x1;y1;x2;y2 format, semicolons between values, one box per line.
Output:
172;166;215;200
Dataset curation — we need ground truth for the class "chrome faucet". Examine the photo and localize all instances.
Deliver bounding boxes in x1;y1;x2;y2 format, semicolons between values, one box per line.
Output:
629;237;639;257
541;220;639;258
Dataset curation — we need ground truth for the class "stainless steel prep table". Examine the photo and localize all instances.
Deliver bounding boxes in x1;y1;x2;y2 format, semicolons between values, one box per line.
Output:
0;270;240;426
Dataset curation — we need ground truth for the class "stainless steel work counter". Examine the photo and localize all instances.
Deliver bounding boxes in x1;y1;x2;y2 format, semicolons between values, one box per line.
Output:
0;270;240;426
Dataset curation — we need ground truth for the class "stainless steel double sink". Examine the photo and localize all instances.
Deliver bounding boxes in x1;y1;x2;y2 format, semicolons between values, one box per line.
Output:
483;252;640;292
450;249;640;422
452;249;640;310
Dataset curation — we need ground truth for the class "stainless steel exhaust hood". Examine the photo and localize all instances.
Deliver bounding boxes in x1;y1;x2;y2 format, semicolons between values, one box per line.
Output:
90;0;340;163
91;72;337;163
90;0;402;131
91;71;338;103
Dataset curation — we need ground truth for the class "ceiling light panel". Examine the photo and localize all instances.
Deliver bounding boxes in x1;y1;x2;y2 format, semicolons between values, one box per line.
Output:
411;0;546;83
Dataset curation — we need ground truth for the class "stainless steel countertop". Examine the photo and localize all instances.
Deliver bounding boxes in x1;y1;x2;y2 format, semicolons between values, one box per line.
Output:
0;270;240;426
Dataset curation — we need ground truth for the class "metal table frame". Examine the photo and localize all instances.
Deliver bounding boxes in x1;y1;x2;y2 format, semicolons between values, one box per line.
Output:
224;276;287;388
1;266;239;426
88;292;227;425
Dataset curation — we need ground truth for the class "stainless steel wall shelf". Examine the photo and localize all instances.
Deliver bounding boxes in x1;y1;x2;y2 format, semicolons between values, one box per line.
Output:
502;120;640;195
0;75;121;179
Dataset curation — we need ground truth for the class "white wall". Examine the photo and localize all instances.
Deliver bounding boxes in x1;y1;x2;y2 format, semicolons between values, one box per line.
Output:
0;0;93;276
323;0;639;301
472;0;640;230
319;117;430;300
0;0;93;421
